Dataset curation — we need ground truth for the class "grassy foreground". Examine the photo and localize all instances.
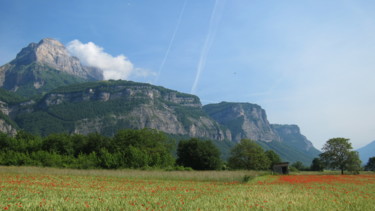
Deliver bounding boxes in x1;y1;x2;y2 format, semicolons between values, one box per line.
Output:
0;166;374;210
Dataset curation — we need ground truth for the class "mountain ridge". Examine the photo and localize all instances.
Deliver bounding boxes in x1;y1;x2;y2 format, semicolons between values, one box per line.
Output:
356;140;375;165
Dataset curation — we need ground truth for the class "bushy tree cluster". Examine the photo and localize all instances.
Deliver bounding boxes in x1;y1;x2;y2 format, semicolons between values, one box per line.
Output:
0;129;174;169
228;139;278;170
289;161;310;172
176;138;222;170
310;158;324;171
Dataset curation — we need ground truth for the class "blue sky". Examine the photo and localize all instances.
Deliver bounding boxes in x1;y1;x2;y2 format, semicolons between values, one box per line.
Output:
1;0;375;149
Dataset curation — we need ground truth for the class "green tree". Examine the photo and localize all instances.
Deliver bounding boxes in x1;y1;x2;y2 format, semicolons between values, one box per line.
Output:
176;138;222;170
364;157;375;171
319;138;361;175
97;148;122;169
15;130;36;141
346;151;362;174
0;132;11;150
228;139;270;170
265;150;281;170
78;133;111;155
42;133;74;155
291;161;307;171
113;129;174;168
310;158;324;171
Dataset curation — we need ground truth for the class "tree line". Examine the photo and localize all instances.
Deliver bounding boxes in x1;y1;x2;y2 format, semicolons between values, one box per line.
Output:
0;129;174;169
0;129;373;173
296;138;374;174
0;129;281;170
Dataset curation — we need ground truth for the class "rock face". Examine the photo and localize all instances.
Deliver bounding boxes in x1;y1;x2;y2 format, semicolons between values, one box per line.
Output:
271;124;320;154
0;118;17;136
10;38;102;80
203;102;280;142
272;124;313;151
0;38;103;97
15;80;230;140
203;102;320;165
0;101;17;136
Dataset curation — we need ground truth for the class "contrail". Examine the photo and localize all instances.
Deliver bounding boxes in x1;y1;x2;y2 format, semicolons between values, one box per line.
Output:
191;0;226;94
155;0;188;83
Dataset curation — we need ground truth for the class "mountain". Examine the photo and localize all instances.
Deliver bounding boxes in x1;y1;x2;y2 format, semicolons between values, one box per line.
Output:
0;38;320;165
356;140;375;165
203;102;320;165
0;38;103;97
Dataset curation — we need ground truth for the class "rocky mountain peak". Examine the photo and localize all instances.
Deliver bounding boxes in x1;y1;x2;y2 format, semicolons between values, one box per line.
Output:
11;38;103;80
34;38;69;63
38;38;65;47
0;38;104;97
13;38;63;65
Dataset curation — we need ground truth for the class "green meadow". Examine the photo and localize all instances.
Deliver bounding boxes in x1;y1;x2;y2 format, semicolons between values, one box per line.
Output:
0;166;374;210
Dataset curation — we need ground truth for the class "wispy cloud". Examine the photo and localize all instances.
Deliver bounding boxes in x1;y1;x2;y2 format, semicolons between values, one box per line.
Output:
67;40;154;80
155;0;188;83
191;0;226;94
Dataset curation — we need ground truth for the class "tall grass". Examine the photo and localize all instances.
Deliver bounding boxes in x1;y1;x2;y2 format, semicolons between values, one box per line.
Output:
0;166;268;182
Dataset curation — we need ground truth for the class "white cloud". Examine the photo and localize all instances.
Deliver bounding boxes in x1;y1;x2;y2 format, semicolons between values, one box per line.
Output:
132;67;157;78
67;40;149;80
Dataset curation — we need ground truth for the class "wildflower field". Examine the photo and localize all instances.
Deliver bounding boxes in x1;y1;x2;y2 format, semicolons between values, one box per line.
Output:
0;167;374;210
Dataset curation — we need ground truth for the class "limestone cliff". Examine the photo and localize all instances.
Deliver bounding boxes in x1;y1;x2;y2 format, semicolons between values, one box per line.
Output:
271;124;314;151
16;80;230;140
203;102;280;142
271;124;320;156
203;102;320;164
